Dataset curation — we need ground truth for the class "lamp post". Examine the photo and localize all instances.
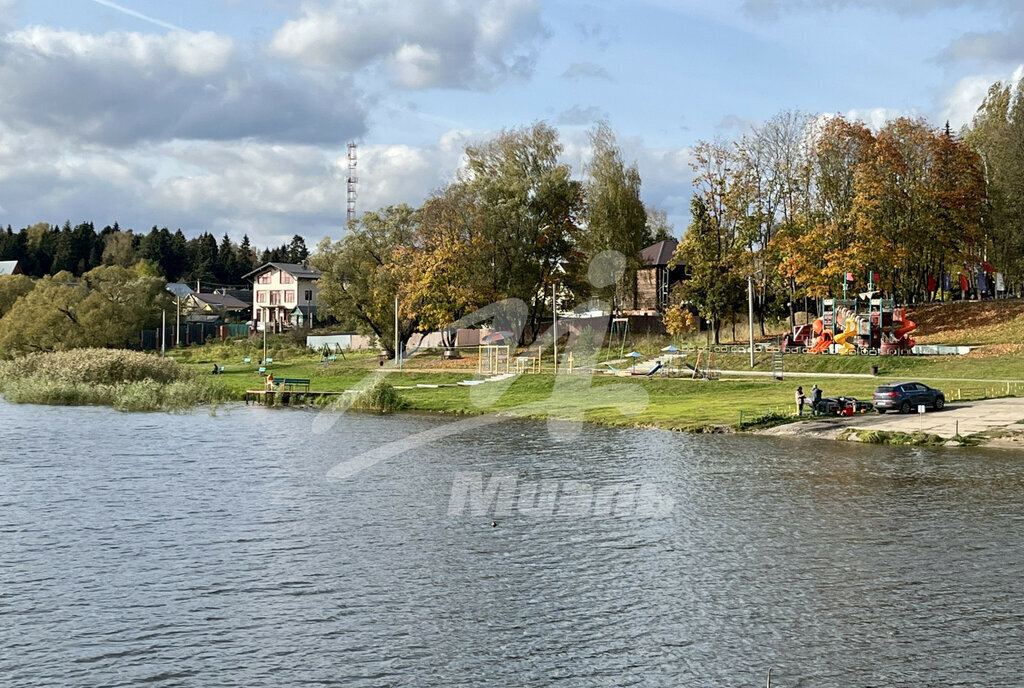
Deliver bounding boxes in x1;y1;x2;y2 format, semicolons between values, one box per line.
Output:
552;281;558;374
748;275;755;368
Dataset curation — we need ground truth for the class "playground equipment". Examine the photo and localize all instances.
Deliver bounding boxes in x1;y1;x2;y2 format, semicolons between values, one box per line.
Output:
688;350;719;380
513;356;540;374
834;317;858;355
478;344;512;374
805;297;917;355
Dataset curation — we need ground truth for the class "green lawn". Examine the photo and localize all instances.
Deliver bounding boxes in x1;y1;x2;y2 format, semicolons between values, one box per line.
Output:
170;344;1022;432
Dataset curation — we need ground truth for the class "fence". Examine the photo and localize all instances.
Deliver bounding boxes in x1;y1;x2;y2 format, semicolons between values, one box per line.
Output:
140;323;248;350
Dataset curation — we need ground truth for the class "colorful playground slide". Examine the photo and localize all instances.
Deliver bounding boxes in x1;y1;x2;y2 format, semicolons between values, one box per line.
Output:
808;329;834;354
834;317;859;355
893;309;917;347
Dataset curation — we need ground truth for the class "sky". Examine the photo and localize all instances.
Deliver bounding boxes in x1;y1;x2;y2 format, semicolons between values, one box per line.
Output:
0;0;1022;249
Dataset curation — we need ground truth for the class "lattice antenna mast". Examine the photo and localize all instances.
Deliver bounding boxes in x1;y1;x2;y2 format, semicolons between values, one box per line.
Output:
346;142;358;227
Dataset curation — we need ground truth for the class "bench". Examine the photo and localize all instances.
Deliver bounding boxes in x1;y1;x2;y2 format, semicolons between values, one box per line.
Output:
277;377;311;392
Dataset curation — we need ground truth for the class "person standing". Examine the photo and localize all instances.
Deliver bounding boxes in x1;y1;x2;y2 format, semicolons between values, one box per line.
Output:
810;384;822;415
795;386;807;416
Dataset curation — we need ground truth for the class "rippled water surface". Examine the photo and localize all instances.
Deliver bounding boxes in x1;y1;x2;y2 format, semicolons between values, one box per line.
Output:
2;399;1024;687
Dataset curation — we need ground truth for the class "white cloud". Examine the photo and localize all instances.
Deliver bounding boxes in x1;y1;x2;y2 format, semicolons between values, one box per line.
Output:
0;27;367;146
939;64;1024;129
269;0;547;90
844;106;920;131
0;119;476;246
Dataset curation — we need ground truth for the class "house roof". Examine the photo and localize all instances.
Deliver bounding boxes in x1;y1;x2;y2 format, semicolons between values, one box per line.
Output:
190;292;249;310
640;239;679;267
0;260;21;275
291;305;319;317
242;262;321;281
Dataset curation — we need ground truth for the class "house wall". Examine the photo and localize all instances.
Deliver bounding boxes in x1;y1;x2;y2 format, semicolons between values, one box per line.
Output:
636;268;659;311
253;269;319;326
306;333;373;350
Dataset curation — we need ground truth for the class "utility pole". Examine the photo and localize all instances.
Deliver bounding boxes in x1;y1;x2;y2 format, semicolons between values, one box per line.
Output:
552;282;558;374
161;309;166;356
748;276;755;368
175;296;180;348
394;296;400;368
262;308;268;363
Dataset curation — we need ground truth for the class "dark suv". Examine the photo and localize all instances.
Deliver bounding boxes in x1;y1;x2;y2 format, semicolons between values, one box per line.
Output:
873;382;945;414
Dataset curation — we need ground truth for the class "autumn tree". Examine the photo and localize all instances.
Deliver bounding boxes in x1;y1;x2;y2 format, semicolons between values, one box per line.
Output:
311;205;420;357
671;197;745;344
965;79;1024;284
581;122;647;307
400;185;491;349
460;123;585;341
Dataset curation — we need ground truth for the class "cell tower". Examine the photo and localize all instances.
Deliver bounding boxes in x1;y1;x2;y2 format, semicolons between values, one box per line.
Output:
346;142;358;227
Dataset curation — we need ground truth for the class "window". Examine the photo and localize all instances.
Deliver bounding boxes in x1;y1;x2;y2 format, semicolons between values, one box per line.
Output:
257;291;268;304
304;289;313;302
258;273;271;284
285;290;295;304
270;291;280;305
281;272;294;284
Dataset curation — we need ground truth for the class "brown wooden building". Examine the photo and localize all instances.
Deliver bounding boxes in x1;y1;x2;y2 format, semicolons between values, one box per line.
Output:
634;239;684;313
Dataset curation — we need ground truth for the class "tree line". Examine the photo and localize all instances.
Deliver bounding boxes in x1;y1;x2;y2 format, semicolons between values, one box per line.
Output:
312;122;671;356
671;78;1024;343
0;221;312;286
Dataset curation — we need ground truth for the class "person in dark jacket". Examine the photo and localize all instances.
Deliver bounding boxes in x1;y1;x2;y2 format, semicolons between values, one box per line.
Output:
810;384;822;415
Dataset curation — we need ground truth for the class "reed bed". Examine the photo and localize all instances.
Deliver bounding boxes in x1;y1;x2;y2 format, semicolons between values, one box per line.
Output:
0;349;228;411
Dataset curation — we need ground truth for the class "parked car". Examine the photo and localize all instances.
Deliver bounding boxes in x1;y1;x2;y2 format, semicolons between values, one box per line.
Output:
873;382;945;414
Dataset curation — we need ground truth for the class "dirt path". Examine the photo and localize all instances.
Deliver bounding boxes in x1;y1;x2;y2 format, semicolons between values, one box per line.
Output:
758;397;1024;443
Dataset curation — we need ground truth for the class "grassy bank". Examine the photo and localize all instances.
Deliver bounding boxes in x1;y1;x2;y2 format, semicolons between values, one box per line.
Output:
0;349;229;411
174;344;1024;432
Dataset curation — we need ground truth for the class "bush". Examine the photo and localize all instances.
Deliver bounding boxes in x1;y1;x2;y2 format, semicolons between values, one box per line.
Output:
348;379;407;414
0;349;228;411
1;348;190;385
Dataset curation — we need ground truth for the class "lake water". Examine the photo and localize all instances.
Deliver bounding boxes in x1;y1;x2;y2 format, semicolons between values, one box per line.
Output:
2;399;1023;687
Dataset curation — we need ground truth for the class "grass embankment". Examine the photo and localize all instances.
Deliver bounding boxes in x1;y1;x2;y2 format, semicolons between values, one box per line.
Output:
174;345;811;429
170;302;1024;431
0;349;229;411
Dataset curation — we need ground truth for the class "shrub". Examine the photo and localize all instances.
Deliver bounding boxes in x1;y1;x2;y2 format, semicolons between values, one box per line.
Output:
348;379;407;414
0;349;228;411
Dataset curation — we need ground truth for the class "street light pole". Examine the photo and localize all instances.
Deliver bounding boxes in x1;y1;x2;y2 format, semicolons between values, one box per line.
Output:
552;282;558;374
394;296;400;369
748;275;755;368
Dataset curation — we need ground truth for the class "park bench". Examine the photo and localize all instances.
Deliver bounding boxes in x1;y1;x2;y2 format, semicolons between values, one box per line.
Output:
277;378;311;392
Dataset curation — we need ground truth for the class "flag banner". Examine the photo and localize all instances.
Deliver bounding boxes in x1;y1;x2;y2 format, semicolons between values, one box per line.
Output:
845;272;853;282
996;272;1005;291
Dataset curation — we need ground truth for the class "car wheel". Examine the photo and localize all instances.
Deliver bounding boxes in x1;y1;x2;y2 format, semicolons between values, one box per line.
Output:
900;400;911;414
934;396;944;411
878;409;887;414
